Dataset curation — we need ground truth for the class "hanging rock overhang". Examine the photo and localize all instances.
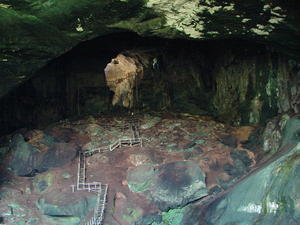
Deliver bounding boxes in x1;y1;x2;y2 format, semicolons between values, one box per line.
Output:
0;0;299;99
104;51;152;108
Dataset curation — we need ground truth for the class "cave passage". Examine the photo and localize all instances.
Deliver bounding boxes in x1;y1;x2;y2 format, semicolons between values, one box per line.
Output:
0;32;297;136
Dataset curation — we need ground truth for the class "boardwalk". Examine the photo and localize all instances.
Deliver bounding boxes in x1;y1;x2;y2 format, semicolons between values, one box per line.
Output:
71;117;142;225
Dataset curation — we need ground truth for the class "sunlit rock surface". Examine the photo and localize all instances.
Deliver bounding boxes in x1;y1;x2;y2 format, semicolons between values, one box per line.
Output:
105;52;151;107
0;0;299;98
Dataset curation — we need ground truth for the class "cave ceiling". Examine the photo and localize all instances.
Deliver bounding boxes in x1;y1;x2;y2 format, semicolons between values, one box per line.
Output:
0;0;299;98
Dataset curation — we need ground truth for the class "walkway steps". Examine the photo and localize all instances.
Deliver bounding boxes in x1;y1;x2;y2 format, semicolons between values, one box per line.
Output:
77;152;86;187
85;137;142;157
84;184;108;225
72;117;141;225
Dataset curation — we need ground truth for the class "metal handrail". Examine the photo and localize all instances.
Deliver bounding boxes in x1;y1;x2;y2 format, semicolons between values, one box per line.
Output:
72;118;141;225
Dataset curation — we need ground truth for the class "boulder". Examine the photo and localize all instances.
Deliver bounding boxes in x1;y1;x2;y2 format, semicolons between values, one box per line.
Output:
220;135;238;148
9;134;42;176
202;117;300;225
37;142;79;172
127;165;156;194
8;131;79;176
127;161;208;211
151;161;207;211
223;150;252;178
36;192;97;224
105;52;151;108
262;114;290;153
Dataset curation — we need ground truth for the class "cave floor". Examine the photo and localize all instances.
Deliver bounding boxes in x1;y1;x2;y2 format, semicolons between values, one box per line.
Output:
0;112;261;225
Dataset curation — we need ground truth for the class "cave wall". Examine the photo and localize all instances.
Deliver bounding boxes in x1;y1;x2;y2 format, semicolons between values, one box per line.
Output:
137;41;299;125
1;0;299;101
0;54;112;135
0;37;299;136
212;48;299;125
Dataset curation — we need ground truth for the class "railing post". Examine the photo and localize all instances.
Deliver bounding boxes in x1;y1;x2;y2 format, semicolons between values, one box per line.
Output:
75;119;143;225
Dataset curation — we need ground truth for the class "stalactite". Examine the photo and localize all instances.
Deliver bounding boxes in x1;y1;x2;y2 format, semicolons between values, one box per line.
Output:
104;51;152;108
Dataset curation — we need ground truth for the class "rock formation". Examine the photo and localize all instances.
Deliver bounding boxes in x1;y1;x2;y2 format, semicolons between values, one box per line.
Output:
0;1;300;224
105;52;151;108
199;117;300;225
0;0;299;99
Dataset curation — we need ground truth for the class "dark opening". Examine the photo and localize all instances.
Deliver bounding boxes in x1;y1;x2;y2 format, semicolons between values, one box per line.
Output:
0;32;289;136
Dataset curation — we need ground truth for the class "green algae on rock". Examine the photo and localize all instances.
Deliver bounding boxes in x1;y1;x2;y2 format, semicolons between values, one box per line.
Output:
202;117;300;225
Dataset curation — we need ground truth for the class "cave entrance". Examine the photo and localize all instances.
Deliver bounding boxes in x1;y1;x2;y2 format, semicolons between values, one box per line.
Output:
0;32;297;136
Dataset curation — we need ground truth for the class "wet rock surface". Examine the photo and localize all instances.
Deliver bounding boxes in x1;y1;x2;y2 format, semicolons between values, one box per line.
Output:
0;113;298;225
200;117;300;225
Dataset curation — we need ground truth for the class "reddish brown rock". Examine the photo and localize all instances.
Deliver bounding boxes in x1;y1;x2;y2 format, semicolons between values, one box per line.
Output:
104;52;151;108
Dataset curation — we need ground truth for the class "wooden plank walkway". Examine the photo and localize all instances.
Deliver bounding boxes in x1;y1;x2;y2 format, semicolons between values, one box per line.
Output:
71;117;142;225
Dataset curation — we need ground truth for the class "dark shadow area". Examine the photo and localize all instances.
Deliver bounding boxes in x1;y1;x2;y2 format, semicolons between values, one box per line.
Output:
0;31;288;136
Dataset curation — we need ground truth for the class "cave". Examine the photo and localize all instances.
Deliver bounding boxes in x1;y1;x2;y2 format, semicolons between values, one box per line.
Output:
0;32;298;136
1;1;300;225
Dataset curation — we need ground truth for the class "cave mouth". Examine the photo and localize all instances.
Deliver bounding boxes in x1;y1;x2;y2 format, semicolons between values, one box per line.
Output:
0;32;297;136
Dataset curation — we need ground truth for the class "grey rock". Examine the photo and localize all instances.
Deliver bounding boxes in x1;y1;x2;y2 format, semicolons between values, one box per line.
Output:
127;161;208;211
37;194;97;224
151;161;207;211
220;135;238;148
134;213;162;225
9;134;40;176
37;142;79;172
202;117;300;225
8;132;79;176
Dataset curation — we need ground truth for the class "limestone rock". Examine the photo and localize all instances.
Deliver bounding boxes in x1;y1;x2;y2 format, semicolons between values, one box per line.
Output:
9;133;42;176
37;192;97;224
127;165;155;194
220;135;238;148
105;52;151;108
0;0;299;99
37;142;79;172
212;53;298;125
223;150;252;178
201;117;300;225
8;131;79;176
127;161;208;211
262;114;290;153
152;161;208;211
